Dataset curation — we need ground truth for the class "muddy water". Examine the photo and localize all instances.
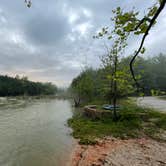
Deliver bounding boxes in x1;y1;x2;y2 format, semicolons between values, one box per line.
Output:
0;98;75;166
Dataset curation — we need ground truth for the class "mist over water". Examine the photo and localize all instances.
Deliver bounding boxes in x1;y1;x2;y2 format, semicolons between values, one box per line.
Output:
0;98;75;166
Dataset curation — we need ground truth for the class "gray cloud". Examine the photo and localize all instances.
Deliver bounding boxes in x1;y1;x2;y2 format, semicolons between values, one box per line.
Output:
24;14;69;45
0;0;165;87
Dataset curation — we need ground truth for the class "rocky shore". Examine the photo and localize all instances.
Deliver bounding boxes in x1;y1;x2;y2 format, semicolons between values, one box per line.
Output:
69;137;166;166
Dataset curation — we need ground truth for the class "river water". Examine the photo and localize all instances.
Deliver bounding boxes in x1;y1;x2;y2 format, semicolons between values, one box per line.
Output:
0;97;75;166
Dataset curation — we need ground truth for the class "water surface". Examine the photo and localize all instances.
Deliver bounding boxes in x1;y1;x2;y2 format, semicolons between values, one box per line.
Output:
0;98;75;166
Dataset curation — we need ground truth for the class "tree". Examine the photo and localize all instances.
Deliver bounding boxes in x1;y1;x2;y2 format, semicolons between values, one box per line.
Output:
94;8;135;120
70;68;95;107
0;75;57;96
111;0;166;90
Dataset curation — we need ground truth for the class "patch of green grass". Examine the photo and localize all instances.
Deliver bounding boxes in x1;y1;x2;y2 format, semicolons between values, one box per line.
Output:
68;100;166;144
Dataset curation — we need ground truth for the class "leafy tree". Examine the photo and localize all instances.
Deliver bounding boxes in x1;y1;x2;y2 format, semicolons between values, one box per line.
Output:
0;75;57;96
70;68;95;107
111;0;166;89
94;8;135;120
139;53;166;94
70;54;166;108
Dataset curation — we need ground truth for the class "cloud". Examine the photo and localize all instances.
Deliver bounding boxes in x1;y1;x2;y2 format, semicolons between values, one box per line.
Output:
0;0;165;87
24;10;70;46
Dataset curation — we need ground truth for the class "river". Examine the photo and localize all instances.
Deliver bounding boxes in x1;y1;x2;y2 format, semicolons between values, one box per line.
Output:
0;97;75;166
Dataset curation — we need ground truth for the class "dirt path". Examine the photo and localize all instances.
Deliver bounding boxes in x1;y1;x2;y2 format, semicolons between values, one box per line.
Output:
137;96;166;112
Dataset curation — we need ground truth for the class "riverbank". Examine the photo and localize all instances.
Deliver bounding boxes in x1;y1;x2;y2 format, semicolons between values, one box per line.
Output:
68;100;166;165
69;137;166;166
68;101;166;144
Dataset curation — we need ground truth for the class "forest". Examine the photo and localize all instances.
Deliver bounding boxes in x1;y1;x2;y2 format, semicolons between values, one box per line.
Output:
70;53;166;106
0;75;57;96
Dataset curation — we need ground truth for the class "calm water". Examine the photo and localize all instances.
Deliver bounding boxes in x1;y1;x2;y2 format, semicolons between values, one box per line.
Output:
0;98;75;166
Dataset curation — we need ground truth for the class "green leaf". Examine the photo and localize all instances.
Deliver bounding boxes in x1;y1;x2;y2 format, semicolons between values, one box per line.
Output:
141;47;146;54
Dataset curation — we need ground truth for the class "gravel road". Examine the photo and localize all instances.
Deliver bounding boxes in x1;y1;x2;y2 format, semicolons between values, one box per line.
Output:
137;96;166;112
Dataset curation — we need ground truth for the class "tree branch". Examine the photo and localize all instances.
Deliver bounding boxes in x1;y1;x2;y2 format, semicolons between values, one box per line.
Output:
135;17;151;31
130;0;166;91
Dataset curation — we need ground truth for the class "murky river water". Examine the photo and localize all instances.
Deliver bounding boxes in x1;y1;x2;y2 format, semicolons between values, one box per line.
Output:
0;98;75;166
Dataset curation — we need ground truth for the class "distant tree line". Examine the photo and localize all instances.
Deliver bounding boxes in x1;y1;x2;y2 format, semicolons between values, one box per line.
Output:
135;53;166;95
0;75;57;96
70;53;166;106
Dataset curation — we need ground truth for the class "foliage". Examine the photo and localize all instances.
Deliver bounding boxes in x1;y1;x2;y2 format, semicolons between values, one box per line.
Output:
0;75;57;96
136;53;166;94
70;54;166;106
94;8;135;119
110;1;166;88
25;0;32;8
103;58;135;99
70;68;101;106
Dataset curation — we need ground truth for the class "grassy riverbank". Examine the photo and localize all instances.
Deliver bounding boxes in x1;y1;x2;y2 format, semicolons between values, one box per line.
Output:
68;100;166;145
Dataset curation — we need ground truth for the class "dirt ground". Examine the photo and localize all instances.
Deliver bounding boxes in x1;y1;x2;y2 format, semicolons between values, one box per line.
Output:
69;137;166;166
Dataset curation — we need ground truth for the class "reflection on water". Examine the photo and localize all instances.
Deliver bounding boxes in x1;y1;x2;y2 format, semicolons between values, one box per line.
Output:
0;98;75;166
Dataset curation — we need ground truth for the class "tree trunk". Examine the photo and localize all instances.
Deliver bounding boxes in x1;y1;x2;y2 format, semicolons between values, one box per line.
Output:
74;97;80;107
113;53;118;121
113;81;117;120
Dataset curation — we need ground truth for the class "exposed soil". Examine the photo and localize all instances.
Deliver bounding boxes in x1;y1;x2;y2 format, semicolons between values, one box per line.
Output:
69;137;166;166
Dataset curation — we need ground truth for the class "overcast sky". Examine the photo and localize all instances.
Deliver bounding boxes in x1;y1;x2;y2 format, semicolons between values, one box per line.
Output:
0;0;165;87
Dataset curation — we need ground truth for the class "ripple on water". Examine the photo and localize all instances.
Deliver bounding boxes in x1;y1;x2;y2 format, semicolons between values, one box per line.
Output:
0;98;75;166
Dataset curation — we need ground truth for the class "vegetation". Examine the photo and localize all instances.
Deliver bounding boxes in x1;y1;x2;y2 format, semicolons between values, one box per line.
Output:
69;0;166;141
70;54;166;106
95;11;132;119
0;75;57;96
70;1;166;119
70;69;96;107
100;1;166;89
68;99;166;145
69;54;166;144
